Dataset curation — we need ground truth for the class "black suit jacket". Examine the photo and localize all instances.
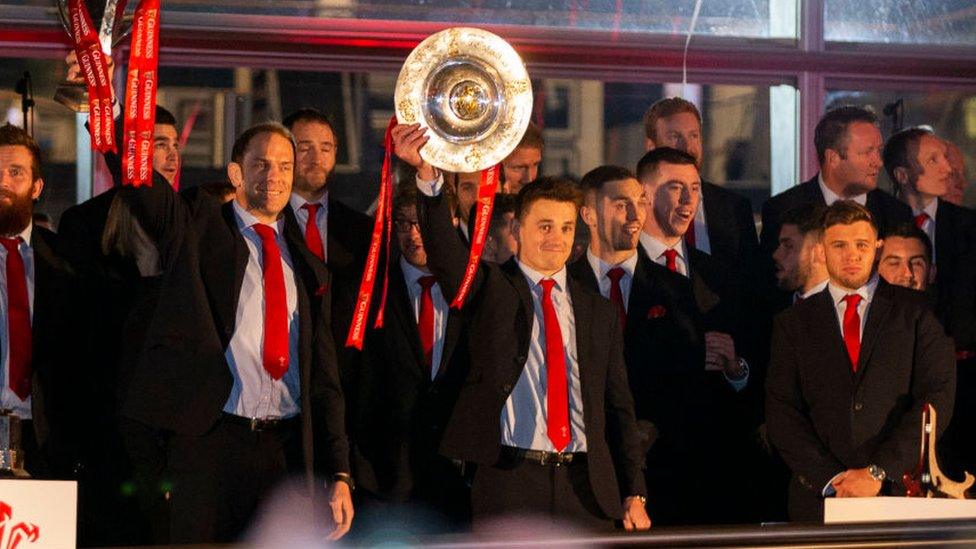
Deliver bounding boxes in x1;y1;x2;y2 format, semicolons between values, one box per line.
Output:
701;181;759;272
28;225;83;476
356;258;467;499
932;199;976;354
766;281;956;521
417;190;646;519
119;177;350;483
760;176;913;279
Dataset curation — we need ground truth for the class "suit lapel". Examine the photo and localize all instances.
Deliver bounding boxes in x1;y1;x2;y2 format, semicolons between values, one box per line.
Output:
856;281;893;379
388;260;428;377
935;200;951;270
568;277;594;425
701;181;726;254
326;199;356;270
807;289;857;383
501;258;535;368
202;203;248;340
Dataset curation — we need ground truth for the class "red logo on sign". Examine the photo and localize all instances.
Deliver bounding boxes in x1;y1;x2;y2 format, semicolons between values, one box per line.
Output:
0;501;40;548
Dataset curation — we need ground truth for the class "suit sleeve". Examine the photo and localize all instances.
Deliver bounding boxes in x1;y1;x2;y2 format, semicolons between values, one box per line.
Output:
311;271;352;475
604;310;648;498
766;314;846;492
417;185;485;303
871;307;956;477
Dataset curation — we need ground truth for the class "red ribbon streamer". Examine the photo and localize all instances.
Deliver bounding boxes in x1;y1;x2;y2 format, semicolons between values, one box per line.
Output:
121;0;160;187
451;164;499;309
68;0;116;154
345;116;398;350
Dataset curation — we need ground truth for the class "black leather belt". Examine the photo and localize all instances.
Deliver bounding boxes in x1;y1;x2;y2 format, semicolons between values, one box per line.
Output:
222;412;299;432
501;445;585;466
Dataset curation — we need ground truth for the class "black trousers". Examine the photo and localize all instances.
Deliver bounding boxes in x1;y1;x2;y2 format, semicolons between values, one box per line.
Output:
470;452;612;533
166;414;304;544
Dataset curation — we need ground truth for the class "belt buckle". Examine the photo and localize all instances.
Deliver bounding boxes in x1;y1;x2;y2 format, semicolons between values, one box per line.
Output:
249;417;260;432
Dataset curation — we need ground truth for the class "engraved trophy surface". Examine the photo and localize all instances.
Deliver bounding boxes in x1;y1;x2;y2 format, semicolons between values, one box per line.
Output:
394;27;533;173
0;410;29;478
55;0;132;111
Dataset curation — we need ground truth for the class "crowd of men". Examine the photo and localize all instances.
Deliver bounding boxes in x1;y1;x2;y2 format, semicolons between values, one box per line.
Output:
1;58;974;545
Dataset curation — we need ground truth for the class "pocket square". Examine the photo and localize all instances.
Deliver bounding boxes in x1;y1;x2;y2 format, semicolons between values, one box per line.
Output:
647;305;667;319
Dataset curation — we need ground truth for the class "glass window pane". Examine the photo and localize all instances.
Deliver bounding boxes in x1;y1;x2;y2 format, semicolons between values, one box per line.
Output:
826;87;976;207
1;0;797;39
825;0;976;46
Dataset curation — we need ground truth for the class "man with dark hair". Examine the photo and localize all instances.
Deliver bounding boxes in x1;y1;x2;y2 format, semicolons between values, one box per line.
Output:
500;122;543;194
391;122;650;531
484;192;519;264
634;146;768;524
767;200;955;522
356;183;471;533
760;106;913;290
772;203;829;309
877;223;934;292
450;171;479;243
642;97;760;275
118;122;353;543
0;124;78;480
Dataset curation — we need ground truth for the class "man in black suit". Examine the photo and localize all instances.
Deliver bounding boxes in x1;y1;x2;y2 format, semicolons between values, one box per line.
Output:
766;200;956;522
356;185;470;532
281;109;373;475
624;149;768;524
0;124;79;480
643;97;759;274
391;123;651;532
883;127;976;485
119;122;353;543
771;203;830;312
760;106;913;281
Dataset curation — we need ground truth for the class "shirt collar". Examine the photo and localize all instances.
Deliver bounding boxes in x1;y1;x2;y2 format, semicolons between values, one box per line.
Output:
11;222;32;246
399;255;433;285
288;191;329;212
818;173;867;206
799;278;829;300
913;198;938;220
828;273;879;307
639;232;686;263
232;200;284;235
517;258;568;293
585;248;637;281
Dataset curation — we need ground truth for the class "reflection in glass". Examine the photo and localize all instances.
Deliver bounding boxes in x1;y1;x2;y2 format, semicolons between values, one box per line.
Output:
825;0;976;45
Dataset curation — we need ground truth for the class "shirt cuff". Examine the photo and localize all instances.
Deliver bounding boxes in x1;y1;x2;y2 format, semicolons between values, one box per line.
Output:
112;97;121;120
822;471;845;497
723;359;750;392
416;171;444;196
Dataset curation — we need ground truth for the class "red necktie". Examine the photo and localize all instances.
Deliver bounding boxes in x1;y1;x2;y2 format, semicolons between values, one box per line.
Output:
301;203;325;262
842;294;863;372
539;279;571;452
252;224;289;380
685;219;697;248
1;238;31;400
662;249;679;273
417;275;436;371
914;213;930;230
606;267;627;330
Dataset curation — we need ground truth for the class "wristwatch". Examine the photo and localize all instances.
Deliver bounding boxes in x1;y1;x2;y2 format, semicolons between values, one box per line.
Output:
332;472;356;491
868;464;886;482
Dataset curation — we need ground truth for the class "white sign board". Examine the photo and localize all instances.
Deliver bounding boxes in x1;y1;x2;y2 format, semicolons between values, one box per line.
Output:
0;480;77;548
825;496;976;524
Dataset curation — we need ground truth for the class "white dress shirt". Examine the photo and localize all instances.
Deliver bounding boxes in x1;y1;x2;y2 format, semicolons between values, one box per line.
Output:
639;232;689;276
691;195;712;255
400;256;448;379
818;174;867;207
288;192;329;263
0;223;33;419
501;262;587;452
912;199;938;265
585;248;637;312
223;202;301;419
